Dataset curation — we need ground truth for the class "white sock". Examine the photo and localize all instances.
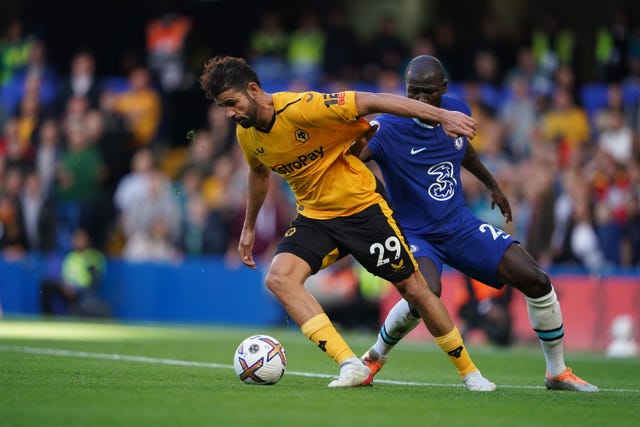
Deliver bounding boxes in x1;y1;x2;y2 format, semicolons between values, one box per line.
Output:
370;299;421;359
525;287;568;376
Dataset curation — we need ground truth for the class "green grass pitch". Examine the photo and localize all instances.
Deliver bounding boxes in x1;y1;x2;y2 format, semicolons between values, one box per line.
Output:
0;318;638;427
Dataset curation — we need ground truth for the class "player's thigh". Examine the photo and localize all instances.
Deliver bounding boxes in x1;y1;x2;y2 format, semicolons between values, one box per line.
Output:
497;243;551;297
406;235;446;296
332;203;416;283
446;217;516;288
416;257;443;296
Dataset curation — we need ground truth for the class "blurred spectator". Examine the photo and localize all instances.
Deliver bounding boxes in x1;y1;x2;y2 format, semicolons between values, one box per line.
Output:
287;11;325;84
463;83;504;156
145;11;193;93
466;14;514;82
531;13;577;81
499;75;538;161
0;192;28;260
621;192;640;266
173;164;202;215
472;50;502;93
2;165;25;199
569;197;607;273
60;95;90;137
182;129;216;176
589;149;631;226
1;117;32;171
33;118;61;193
502;46;552;100
112;66;162;148
122;215;180;263
178;192;229;256
113;147;156;215
374;69;403;95
550;168;582;264
0;20;35;86
594;7;630;82
85;108;130;196
322;8;359;83
246;10;289;82
56;49;101;112
14;89;41;160
207;103;236;156
553;64;578;96
518;146;558;263
540;85;591;168
592;83;636;136
19;169;56;252
362;15;406;80
53;119;107;251
145;10;193;146
596;107;634;163
594;198;622;265
432;19;465;81
201;153;243;215
1;40;57;118
121;170;181;252
40;227;110;317
409;33;438;59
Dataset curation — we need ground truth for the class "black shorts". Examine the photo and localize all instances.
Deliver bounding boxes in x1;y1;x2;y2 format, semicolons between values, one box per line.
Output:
274;201;417;283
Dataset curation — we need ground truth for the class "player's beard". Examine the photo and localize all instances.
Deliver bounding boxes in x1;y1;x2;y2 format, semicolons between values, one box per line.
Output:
236;96;260;129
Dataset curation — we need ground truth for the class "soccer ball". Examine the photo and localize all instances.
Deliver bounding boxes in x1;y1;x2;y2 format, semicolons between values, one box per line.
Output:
233;334;287;385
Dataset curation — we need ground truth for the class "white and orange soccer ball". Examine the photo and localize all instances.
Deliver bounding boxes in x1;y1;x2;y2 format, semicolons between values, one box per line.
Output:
233;335;287;385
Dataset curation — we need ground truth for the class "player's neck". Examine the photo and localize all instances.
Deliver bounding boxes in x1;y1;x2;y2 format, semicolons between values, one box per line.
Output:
255;94;276;133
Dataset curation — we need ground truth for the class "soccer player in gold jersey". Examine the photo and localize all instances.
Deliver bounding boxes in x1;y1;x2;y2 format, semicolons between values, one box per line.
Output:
199;55;495;390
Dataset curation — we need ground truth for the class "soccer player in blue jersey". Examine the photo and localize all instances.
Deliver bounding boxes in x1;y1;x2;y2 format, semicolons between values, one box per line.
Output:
351;55;598;392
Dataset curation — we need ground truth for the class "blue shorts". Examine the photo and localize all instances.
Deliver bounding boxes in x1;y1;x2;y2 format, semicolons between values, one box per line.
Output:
406;210;517;288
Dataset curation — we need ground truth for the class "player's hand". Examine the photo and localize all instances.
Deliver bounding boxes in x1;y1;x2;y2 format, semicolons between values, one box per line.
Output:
238;228;257;269
490;188;512;223
440;110;477;139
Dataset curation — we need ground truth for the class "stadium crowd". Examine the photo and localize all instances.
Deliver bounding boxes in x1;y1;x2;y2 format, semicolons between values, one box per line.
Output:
1;6;640;276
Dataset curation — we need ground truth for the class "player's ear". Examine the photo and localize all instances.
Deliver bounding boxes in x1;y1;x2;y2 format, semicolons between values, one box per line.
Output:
442;79;448;93
246;82;260;98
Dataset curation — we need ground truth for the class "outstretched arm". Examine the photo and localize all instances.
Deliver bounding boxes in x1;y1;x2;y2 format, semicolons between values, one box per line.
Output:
461;143;512;223
239;164;271;269
355;92;477;139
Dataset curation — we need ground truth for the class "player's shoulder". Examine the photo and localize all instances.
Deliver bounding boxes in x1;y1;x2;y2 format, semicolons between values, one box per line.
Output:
441;95;471;116
371;113;411;128
272;91;306;106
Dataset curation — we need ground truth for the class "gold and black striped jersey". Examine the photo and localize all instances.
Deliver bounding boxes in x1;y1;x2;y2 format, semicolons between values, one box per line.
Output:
237;90;382;219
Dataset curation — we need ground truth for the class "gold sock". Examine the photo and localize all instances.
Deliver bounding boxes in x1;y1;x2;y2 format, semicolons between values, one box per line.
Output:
300;313;355;365
434;326;478;379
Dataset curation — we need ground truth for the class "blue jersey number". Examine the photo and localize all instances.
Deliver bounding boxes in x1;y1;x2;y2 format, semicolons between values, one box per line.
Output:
479;223;511;240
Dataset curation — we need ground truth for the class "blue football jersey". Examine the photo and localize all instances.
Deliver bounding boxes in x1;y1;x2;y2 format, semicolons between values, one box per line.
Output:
367;95;470;237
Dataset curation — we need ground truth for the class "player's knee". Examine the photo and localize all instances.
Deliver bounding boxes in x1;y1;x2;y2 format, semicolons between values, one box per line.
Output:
395;276;429;306
525;267;552;298
265;270;289;296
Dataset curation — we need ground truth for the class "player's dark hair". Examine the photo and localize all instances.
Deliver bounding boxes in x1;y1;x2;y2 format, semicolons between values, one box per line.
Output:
199;55;261;100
